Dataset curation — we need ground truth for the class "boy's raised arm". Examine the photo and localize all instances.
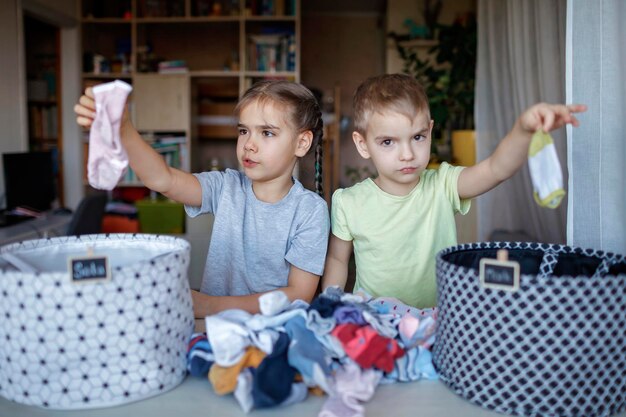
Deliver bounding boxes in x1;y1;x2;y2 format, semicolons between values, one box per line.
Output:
322;234;353;290
457;103;586;200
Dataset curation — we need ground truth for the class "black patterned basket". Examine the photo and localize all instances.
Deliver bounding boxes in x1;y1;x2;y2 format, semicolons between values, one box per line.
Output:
0;234;194;409
433;241;626;417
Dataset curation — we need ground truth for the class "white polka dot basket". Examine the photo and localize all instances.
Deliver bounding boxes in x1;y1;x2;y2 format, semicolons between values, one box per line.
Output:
0;234;194;409
433;242;626;417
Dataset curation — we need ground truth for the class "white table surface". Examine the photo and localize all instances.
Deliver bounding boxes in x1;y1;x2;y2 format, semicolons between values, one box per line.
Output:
2;376;625;417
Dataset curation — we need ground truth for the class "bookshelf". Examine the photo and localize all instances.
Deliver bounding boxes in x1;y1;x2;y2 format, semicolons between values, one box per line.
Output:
79;0;300;173
24;14;64;206
79;0;300;234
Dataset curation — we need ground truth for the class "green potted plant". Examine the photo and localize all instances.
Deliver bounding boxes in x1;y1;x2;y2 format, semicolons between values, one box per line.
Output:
390;12;477;165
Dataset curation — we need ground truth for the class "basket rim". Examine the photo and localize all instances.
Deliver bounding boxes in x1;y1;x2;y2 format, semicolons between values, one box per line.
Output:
436;241;626;281
0;233;190;254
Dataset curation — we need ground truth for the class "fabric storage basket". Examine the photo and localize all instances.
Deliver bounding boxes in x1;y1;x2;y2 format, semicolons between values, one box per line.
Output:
0;234;194;409
433;241;626;417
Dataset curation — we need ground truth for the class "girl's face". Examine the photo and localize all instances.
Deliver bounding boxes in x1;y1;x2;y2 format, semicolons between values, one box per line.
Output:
353;109;433;196
236;100;311;187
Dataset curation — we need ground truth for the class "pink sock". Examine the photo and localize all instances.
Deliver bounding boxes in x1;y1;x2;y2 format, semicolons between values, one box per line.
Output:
88;80;132;190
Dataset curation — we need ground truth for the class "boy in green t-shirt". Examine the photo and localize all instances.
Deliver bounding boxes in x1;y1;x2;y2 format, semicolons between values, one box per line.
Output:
322;73;586;308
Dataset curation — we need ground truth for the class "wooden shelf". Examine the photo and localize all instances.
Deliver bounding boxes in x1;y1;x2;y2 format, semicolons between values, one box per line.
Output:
189;70;239;78
244;15;297;22
79;0;301;197
81;18;131;23
30;137;58;142
82;72;132;78
398;39;438;48
28;100;57;106
244;71;297;77
136;16;241;23
197;135;237;141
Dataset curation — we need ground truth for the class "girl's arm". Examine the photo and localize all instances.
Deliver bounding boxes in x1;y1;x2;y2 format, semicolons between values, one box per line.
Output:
457;103;586;200
75;87;202;206
191;265;320;316
321;234;353;290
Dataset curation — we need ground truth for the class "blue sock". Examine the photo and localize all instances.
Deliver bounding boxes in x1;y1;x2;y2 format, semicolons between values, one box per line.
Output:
252;332;296;408
284;315;331;392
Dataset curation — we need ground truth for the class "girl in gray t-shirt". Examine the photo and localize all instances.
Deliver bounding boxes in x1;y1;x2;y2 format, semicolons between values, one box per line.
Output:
75;80;329;316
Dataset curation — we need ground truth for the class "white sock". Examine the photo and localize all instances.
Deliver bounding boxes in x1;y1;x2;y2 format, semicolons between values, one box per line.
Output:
528;130;565;208
88;80;132;190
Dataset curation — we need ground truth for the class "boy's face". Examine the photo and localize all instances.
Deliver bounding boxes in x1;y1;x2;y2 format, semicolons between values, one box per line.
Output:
353;109;433;196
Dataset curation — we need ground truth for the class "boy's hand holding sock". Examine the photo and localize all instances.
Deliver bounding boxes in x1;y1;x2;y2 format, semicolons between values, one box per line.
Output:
528;130;566;208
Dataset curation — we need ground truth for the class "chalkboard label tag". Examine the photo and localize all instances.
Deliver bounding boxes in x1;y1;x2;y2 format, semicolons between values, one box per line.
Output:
479;249;520;292
68;252;111;284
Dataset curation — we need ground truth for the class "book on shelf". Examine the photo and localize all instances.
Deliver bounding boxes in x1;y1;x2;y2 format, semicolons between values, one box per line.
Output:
142;132;188;145
158;67;189;74
247;0;296;16
158;60;188;74
248;33;295;72
28;104;58;139
122;143;186;184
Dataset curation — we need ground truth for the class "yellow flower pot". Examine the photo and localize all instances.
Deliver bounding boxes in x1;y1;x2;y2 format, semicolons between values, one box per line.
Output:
451;130;476;166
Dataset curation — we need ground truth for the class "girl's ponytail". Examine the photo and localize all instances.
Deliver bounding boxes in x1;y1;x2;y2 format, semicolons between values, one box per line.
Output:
313;110;324;197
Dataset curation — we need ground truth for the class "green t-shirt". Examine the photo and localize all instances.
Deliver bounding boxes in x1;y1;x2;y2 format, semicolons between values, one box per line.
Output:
331;162;470;308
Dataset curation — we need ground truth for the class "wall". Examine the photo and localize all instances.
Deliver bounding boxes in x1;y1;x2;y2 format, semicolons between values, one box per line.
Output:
301;10;385;189
300;1;477;191
22;0;77;26
386;0;477;73
0;0;28;209
0;0;81;210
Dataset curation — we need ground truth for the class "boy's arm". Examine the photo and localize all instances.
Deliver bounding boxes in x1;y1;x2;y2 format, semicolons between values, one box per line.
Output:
321;234;353;290
75;87;202;206
191;265;320;316
457;103;586;200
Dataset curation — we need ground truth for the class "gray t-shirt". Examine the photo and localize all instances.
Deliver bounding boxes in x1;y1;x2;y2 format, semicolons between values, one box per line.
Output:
185;169;330;296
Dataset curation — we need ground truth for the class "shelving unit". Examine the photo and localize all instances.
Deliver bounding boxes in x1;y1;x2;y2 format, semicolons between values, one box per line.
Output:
79;0;300;173
79;0;300;234
322;86;341;206
24;14;64;206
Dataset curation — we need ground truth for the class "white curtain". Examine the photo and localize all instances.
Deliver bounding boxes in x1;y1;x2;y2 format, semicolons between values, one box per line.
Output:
475;0;567;243
566;0;626;253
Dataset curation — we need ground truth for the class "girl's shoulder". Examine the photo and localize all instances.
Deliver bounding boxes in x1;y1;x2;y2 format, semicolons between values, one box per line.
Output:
195;168;247;185
291;180;327;209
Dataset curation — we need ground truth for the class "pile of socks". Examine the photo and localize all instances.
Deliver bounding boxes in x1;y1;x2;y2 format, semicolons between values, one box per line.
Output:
187;287;438;416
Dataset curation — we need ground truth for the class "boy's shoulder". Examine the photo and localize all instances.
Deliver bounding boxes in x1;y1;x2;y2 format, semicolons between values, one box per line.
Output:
426;161;463;184
332;178;376;204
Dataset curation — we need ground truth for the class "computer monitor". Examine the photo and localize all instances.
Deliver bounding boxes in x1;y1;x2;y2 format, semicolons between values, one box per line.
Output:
2;151;56;212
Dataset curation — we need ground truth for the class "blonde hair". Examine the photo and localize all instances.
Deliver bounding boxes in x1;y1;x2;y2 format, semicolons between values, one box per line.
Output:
353;73;430;134
235;80;324;196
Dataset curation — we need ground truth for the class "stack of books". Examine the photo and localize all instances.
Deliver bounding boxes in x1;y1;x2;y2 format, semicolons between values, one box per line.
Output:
122;135;188;184
157;60;188;74
248;33;295;72
28;105;58;140
247;0;296;16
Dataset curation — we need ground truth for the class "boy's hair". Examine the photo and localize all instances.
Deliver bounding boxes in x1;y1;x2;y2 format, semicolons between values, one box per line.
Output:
353;73;430;135
235;80;324;196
